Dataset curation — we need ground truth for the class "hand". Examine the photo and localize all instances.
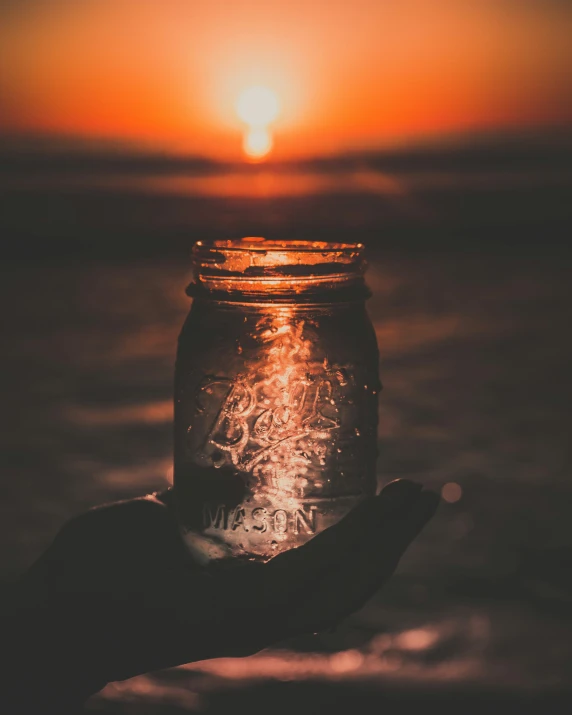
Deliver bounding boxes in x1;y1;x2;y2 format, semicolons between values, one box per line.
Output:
5;479;438;711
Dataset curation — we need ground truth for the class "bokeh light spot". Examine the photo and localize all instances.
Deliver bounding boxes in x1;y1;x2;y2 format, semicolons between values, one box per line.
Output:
329;649;364;673
442;481;463;503
394;627;439;652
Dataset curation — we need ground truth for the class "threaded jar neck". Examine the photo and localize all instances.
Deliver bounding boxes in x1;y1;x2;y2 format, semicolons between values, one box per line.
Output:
188;238;369;303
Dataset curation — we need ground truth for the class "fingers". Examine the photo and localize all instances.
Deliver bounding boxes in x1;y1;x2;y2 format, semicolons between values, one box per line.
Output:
213;487;398;641
353;487;439;594
268;480;423;582
361;485;439;573
390;489;440;549
152;488;174;509
256;496;384;615
376;479;424;512
279;482;439;635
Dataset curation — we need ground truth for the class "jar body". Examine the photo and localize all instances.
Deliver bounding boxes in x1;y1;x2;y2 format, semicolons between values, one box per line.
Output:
174;298;380;562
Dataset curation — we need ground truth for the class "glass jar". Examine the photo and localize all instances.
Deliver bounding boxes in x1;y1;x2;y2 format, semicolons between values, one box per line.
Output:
174;238;380;562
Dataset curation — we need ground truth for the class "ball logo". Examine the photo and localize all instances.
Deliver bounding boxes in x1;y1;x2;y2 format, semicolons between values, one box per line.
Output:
192;321;356;498
194;367;353;492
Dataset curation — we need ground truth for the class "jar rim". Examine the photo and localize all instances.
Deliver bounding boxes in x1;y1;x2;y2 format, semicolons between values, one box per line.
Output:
189;238;368;303
192;238;365;273
195;237;364;253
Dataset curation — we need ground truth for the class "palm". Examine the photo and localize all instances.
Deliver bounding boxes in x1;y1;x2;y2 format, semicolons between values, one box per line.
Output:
16;480;438;695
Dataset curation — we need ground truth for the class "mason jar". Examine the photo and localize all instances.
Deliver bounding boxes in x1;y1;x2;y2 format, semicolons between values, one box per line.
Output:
174;238;380;562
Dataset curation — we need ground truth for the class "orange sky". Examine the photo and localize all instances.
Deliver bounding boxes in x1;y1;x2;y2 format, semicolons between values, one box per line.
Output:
1;0;571;159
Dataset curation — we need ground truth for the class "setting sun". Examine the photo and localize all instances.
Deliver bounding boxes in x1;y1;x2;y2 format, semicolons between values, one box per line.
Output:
237;86;280;127
236;86;280;160
243;127;273;159
0;1;571;159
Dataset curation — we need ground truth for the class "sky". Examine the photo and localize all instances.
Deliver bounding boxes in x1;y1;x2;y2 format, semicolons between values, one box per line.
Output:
0;0;571;159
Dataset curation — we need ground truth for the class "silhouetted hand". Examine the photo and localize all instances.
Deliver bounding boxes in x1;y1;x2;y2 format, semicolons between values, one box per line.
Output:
3;479;438;713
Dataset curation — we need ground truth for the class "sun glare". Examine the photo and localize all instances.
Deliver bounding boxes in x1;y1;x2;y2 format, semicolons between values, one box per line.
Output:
237;86;280;127
236;85;280;160
243;127;273;159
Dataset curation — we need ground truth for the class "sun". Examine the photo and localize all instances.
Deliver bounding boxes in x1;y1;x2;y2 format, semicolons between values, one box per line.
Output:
236;86;280;160
243;127;273;159
237;86;280;127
